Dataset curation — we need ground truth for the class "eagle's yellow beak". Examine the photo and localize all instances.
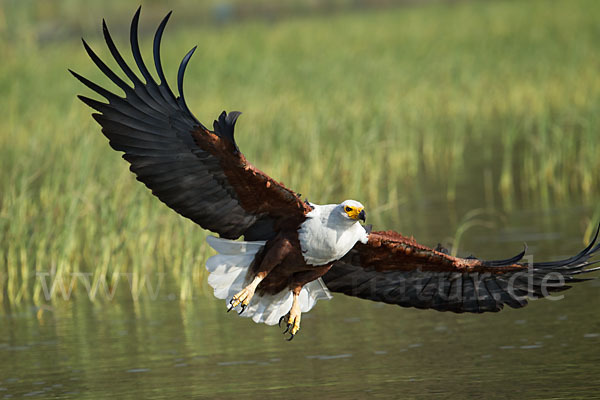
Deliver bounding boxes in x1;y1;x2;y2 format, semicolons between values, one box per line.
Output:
345;206;366;222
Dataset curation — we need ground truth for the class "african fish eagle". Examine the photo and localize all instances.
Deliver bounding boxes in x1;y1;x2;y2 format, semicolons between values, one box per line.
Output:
71;8;600;340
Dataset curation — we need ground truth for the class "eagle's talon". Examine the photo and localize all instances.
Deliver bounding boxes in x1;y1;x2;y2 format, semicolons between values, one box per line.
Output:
280;305;301;340
228;286;256;314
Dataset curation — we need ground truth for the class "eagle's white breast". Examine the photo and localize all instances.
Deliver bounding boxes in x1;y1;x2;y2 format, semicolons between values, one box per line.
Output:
297;202;369;266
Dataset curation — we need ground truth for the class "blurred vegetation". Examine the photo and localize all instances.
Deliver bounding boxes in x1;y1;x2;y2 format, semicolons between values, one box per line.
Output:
1;0;599;305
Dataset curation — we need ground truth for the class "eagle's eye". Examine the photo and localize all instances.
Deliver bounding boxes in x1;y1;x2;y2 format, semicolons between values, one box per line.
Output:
345;206;352;212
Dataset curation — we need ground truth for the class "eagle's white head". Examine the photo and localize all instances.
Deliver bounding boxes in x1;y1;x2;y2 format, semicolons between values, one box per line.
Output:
338;200;366;223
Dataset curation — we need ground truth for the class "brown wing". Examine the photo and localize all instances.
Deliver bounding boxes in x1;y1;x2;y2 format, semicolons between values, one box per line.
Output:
323;228;600;313
71;8;311;240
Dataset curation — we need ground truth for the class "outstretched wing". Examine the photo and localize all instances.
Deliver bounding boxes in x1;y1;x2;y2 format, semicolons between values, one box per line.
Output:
71;8;311;240
323;228;600;313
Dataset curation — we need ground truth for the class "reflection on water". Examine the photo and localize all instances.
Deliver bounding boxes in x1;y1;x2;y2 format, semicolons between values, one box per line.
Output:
1;203;600;398
1;279;599;399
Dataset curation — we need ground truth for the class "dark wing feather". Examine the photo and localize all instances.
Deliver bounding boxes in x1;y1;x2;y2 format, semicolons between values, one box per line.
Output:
323;227;600;313
72;8;311;240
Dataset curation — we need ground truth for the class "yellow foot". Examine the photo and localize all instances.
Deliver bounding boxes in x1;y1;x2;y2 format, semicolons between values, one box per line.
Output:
228;287;255;314
279;308;301;341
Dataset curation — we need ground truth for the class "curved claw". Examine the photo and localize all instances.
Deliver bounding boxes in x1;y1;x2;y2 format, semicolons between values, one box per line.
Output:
283;323;291;334
286;333;295;341
227;305;234;313
238;304;247;315
278;315;286;328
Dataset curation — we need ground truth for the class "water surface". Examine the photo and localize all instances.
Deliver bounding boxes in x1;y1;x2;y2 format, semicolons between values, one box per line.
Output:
1;205;599;399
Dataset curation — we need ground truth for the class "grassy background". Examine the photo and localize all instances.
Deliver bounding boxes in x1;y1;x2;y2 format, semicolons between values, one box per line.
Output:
1;0;600;305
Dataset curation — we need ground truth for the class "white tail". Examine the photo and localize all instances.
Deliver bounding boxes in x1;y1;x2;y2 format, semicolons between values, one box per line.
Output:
205;236;332;325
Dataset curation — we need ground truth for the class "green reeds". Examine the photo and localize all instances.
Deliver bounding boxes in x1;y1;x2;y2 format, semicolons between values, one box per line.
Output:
1;0;600;305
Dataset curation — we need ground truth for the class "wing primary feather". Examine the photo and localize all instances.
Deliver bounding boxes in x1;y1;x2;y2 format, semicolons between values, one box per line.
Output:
81;39;132;95
102;19;142;86
69;69;121;102
130;7;156;85
77;95;108;113
571;265;600;275
482;244;527;267
153;11;174;92
590;224;600;253
177;46;201;124
152;11;190;117
534;226;599;268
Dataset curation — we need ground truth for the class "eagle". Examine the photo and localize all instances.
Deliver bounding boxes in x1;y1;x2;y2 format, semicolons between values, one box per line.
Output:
72;8;599;340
